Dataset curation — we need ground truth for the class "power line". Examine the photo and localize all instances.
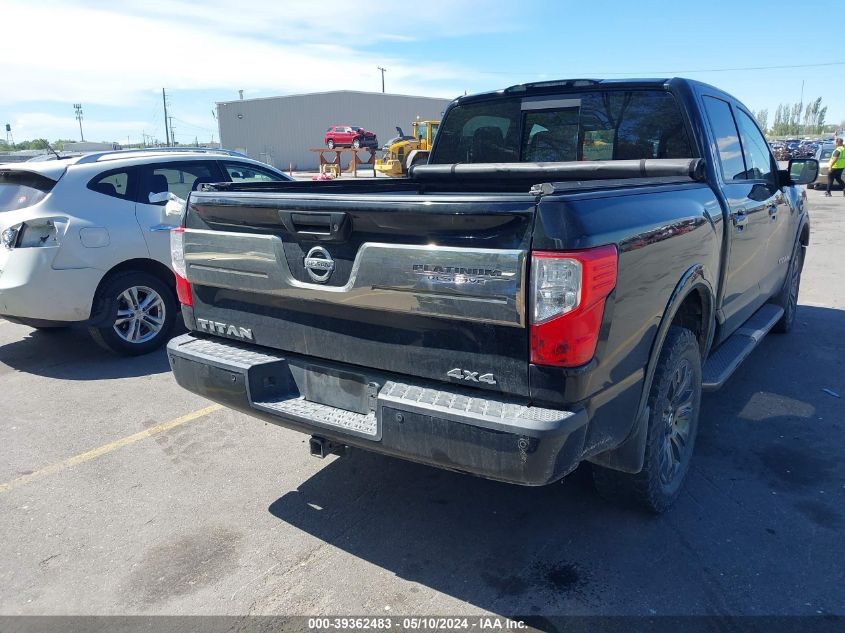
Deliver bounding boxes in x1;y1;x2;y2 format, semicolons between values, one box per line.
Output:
171;117;214;133
474;61;845;77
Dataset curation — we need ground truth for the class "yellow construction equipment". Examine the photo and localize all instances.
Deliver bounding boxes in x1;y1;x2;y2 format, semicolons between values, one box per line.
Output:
374;119;440;177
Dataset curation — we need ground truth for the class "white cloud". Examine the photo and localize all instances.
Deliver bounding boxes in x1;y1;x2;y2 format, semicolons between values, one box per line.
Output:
10;112;152;143
1;0;518;107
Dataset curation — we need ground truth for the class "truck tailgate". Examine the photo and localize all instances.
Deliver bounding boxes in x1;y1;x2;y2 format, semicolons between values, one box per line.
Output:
183;191;536;397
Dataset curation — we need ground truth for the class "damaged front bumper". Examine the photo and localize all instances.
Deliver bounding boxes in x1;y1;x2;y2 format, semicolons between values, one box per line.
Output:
167;333;589;486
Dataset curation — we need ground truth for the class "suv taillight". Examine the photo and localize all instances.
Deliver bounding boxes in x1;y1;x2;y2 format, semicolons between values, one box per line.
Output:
530;245;618;367
170;227;193;307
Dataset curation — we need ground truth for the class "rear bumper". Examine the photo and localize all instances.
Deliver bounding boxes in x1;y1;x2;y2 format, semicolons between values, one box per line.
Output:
0;248;101;321
167;333;589;486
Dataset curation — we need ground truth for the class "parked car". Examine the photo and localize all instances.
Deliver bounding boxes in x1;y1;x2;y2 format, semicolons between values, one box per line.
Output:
0;148;292;355
324;125;378;149
808;142;838;189
169;78;816;513
770;142;791;161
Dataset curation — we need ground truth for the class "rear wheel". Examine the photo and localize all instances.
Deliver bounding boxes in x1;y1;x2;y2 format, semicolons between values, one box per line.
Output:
352;138;361;149
773;242;805;333
326;139;335;149
88;271;176;356
593;327;702;513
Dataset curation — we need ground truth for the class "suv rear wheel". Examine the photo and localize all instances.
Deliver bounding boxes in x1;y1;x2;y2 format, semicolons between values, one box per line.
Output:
89;271;176;356
592;326;702;513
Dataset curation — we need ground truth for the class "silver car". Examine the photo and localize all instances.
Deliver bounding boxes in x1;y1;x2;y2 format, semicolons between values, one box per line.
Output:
809;141;843;189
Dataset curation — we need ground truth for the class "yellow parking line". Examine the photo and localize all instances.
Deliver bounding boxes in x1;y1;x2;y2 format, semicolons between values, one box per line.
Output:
0;404;223;494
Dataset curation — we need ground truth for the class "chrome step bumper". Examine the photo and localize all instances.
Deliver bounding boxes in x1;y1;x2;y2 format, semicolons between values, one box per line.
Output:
167;333;589;485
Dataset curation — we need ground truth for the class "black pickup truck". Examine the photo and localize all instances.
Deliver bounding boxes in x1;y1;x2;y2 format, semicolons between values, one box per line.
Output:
167;78;818;512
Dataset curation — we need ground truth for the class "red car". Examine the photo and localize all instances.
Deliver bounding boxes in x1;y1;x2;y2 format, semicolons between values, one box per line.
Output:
324;125;378;149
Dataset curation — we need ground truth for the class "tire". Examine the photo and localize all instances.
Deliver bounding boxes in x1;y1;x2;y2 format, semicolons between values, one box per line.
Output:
593;327;702;514
326;139;335;149
352;138;361;149
88;271;176;356
772;241;805;334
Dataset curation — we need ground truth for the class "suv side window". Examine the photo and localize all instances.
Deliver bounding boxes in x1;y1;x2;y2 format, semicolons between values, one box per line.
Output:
88;169;136;200
139;161;223;204
735;108;776;185
702;96;746;181
222;161;285;183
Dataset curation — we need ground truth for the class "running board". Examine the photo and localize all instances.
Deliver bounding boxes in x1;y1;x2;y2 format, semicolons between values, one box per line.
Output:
702;303;784;391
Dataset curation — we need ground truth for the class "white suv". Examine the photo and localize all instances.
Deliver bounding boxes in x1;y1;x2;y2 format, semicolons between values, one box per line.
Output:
0;148;291;355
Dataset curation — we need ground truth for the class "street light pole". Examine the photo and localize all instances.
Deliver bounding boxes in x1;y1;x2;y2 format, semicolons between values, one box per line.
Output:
73;103;84;141
377;66;386;93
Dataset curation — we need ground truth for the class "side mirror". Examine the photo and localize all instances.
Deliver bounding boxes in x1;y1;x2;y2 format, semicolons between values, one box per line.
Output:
783;158;819;186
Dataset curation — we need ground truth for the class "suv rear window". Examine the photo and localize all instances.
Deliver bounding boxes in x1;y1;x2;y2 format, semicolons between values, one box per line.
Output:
0;170;56;212
432;89;692;164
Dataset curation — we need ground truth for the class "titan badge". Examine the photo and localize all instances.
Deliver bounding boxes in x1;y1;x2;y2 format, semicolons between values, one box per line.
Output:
195;318;254;341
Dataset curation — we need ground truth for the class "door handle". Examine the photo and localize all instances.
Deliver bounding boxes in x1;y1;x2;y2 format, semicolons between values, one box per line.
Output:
732;209;748;230
279;210;351;242
767;203;778;220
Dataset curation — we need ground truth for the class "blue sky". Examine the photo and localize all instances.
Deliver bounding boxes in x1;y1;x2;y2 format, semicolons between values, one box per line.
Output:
2;0;843;145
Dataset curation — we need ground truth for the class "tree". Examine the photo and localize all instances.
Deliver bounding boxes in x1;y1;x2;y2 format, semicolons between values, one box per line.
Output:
770;97;827;136
754;109;769;133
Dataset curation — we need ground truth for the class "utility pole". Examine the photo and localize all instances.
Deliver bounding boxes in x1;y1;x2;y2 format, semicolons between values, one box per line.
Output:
168;116;176;145
162;88;171;146
377;66;386;93
73;103;84;141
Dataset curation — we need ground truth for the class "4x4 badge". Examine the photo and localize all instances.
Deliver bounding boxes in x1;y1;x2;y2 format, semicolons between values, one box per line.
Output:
304;246;335;283
447;368;497;385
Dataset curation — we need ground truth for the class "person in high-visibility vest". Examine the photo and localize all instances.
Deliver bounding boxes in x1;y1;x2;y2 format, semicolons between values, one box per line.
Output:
825;137;845;197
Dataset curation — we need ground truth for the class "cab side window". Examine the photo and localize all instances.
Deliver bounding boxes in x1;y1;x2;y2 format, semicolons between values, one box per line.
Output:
222;161;285;183
88;169;135;200
703;96;746;181
735;109;776;185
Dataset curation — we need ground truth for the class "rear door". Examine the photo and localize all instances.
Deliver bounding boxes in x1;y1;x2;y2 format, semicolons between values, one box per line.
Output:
135;160;226;265
183;189;535;397
702;96;776;339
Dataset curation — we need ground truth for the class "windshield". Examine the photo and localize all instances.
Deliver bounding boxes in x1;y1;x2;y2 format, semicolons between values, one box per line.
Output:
432;89;692;164
819;149;833;161
0;171;56;212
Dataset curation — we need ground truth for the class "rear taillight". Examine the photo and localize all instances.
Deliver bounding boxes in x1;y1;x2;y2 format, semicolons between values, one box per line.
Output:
530;245;618;367
170;227;193;307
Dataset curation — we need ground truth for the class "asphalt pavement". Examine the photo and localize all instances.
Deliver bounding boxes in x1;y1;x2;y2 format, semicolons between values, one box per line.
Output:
0;187;843;618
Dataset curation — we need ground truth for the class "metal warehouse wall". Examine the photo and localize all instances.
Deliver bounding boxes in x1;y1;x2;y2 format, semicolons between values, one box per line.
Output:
217;91;453;171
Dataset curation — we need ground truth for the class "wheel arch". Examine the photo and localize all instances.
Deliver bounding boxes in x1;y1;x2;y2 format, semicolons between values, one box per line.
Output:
89;258;175;322
798;215;810;247
589;264;714;474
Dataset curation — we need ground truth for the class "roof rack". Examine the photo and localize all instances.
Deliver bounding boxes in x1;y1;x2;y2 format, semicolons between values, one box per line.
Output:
75;147;246;165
